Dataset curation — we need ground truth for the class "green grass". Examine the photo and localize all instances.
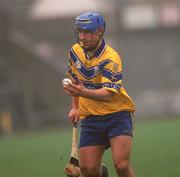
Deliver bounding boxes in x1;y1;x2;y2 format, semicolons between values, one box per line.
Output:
0;117;180;177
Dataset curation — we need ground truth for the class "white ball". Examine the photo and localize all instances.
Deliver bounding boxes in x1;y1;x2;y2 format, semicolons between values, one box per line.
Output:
62;78;72;86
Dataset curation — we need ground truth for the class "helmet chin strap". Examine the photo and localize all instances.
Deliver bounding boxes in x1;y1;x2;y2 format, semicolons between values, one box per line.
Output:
83;44;97;52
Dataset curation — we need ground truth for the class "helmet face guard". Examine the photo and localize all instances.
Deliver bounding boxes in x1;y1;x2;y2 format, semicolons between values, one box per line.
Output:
74;12;106;51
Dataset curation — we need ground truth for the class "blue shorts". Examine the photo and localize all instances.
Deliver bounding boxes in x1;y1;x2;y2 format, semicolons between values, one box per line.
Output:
79;111;134;148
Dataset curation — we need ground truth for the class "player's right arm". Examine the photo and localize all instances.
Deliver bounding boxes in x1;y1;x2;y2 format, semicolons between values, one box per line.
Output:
68;96;79;123
65;51;80;123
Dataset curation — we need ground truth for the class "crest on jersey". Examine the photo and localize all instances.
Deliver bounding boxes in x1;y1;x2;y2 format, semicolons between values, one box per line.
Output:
75;60;81;69
94;65;100;75
113;63;118;73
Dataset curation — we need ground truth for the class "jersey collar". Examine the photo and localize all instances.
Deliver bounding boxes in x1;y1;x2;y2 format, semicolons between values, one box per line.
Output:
94;39;106;58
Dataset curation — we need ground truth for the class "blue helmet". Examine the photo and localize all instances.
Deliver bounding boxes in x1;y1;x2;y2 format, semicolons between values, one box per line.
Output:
74;12;106;32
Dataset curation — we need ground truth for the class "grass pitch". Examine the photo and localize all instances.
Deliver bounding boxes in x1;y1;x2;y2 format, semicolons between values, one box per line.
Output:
0;116;180;177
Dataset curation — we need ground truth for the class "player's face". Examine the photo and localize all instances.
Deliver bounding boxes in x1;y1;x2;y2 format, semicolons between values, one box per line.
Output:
77;29;102;51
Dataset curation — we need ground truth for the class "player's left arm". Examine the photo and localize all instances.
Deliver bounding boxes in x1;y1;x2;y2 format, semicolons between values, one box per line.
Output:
101;54;123;94
64;63;121;102
64;82;115;102
64;52;122;101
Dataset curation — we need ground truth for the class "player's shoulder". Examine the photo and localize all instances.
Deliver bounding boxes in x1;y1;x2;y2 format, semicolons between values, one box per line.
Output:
71;43;81;52
105;44;121;62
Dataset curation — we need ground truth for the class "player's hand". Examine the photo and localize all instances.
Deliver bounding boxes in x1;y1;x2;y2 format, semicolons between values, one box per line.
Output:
63;81;86;97
64;163;81;177
68;107;80;123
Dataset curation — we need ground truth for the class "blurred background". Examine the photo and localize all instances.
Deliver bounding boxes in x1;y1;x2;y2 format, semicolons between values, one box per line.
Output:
0;0;180;133
0;0;180;177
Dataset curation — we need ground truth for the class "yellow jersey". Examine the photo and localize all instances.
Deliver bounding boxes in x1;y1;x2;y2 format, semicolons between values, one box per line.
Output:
67;39;135;119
